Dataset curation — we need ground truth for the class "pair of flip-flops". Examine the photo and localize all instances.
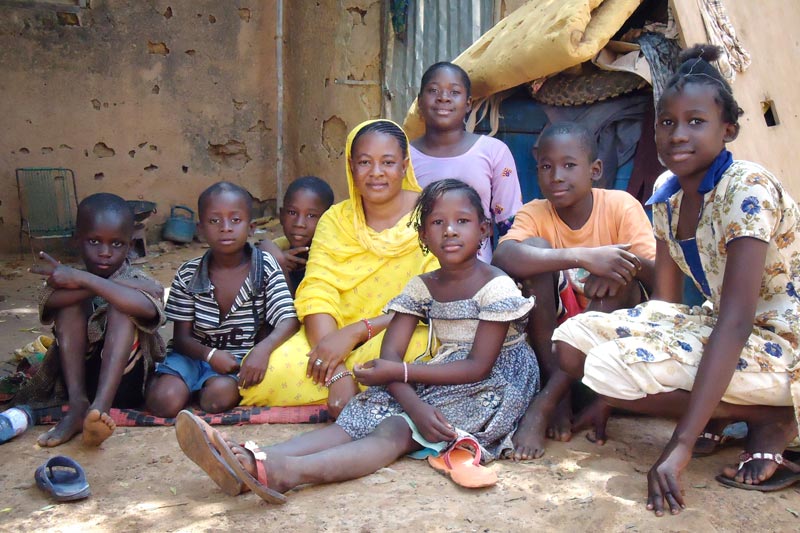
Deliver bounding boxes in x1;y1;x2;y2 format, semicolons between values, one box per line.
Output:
427;435;497;488
174;410;285;504
35;456;91;502
716;451;800;492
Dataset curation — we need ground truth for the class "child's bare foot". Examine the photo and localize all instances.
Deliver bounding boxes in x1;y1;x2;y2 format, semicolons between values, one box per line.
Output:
571;398;612;444
82;408;116;446
511;396;558;460
718;410;798;486
545;397;573;442
37;402;87;447
222;439;294;494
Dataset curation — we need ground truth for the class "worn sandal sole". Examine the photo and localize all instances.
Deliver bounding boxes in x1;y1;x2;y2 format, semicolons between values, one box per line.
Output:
211;432;287;505
175;410;244;497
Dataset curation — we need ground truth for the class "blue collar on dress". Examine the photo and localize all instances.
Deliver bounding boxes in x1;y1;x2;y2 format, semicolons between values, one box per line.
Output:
646;149;733;206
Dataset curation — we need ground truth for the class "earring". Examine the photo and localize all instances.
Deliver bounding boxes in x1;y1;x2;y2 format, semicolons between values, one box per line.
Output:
418;237;429;255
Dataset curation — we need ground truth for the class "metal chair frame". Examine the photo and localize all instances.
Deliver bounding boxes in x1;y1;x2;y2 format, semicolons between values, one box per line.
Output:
16;167;78;259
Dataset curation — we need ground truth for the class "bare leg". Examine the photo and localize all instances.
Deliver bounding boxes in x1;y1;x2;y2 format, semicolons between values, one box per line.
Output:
38;302;91;447
266;421;354;457
228;416;418;492
199;376;240;414
83;307;136;446
145;374;191;418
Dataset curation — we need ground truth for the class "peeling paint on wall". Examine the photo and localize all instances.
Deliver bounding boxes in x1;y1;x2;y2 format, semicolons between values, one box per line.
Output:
208;140;250;170
147;41;170;55
93;142;115;158
321;116;347;158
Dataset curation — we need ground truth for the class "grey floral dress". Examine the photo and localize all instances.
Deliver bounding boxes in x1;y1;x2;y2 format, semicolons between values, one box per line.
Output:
336;275;540;462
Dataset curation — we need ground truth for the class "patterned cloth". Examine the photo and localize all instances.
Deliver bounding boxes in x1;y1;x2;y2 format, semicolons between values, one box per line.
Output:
410;135;523;262
239;119;439;406
336;275;540;462
553;159;800;431
697;0;751;81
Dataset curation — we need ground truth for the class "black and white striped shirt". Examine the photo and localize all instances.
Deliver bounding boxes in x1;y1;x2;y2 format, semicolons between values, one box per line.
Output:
165;245;297;361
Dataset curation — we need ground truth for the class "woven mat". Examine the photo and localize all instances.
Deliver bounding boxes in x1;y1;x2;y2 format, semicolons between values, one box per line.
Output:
34;404;329;427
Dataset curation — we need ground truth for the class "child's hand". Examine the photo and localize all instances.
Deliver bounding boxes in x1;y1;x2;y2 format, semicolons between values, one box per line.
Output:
353;359;402;386
238;349;269;389
407;402;457;443
30;251;85;290
646;438;691;516
582;245;640;282
283;246;310;272
116;278;165;301
583;273;626;299
208;349;240;375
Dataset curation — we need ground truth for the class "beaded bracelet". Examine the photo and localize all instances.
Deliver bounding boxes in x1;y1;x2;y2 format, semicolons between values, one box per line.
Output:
362;318;374;342
325;370;354;388
206;348;217;363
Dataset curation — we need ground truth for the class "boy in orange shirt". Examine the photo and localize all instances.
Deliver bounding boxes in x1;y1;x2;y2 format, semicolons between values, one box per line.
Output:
493;121;655;460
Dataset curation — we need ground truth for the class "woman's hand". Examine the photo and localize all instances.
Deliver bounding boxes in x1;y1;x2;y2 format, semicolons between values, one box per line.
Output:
646;438;692;516
238;348;269;389
208;349;240;376
353;359;403;386
407;402;457;443
306;322;364;384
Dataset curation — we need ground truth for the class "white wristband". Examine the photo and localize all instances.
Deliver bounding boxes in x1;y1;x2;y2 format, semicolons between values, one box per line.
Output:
206;348;217;363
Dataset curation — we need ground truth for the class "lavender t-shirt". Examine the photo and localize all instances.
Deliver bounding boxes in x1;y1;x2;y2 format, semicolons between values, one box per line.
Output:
410;135;523;262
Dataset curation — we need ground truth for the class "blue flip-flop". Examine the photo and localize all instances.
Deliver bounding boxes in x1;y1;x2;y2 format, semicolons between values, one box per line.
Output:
35;456;91;502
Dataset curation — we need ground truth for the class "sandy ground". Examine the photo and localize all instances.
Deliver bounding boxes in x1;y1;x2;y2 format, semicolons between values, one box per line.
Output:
1;244;799;532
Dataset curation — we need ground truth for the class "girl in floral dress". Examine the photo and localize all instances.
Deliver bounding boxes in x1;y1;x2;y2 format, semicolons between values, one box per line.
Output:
542;45;800;515
176;179;539;502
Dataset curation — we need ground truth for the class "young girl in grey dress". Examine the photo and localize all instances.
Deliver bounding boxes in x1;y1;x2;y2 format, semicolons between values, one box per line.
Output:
176;179;539;503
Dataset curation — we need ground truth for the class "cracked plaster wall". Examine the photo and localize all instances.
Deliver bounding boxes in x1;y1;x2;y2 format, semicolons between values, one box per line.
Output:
0;0;279;253
0;0;384;254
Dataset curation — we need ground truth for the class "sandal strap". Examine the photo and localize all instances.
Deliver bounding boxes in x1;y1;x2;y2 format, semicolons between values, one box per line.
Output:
738;452;800;474
443;435;482;469
699;432;722;442
244;441;269;486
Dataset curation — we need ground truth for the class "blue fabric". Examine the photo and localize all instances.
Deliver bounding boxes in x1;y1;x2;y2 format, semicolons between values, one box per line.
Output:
677;238;712;298
646;149;733;205
397;412;447;459
155;351;237;392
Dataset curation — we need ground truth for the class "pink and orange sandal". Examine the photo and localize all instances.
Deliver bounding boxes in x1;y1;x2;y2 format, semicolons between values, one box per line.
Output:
427;435;498;488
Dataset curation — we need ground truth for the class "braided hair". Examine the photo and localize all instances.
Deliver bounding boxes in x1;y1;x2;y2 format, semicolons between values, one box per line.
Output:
662;44;743;125
410;179;487;254
350;120;408;159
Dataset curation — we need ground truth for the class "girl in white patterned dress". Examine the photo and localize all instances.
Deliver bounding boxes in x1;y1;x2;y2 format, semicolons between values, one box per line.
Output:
542;45;800;515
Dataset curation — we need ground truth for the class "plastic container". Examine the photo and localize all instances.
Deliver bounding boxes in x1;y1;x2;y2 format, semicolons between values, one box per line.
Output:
162;205;196;243
0;405;34;444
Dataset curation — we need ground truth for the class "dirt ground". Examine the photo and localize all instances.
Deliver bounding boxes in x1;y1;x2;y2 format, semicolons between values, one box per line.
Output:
1;244;799;532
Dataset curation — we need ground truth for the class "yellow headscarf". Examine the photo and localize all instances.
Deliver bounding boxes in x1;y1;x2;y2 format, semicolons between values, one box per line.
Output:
295;119;437;324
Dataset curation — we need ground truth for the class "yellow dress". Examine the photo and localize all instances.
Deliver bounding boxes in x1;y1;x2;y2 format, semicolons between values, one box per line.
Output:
241;119;439;406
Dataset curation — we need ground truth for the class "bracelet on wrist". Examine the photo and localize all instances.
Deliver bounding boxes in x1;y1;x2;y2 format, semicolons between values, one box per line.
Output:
403;361;408;383
325;370;354;388
206;348;217;363
362;318;374;342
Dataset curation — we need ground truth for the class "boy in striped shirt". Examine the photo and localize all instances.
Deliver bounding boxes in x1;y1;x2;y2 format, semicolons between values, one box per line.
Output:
146;182;300;417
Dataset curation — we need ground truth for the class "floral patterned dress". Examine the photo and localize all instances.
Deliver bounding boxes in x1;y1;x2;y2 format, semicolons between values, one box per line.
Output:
553;160;800;431
336;275;540;461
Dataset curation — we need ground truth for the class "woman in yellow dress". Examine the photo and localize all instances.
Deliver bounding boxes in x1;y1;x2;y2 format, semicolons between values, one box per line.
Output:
244;119;438;415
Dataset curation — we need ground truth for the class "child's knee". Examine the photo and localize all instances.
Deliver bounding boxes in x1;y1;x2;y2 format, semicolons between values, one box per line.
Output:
557;343;585;379
105;306;137;333
199;378;240;413
146;375;189;418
